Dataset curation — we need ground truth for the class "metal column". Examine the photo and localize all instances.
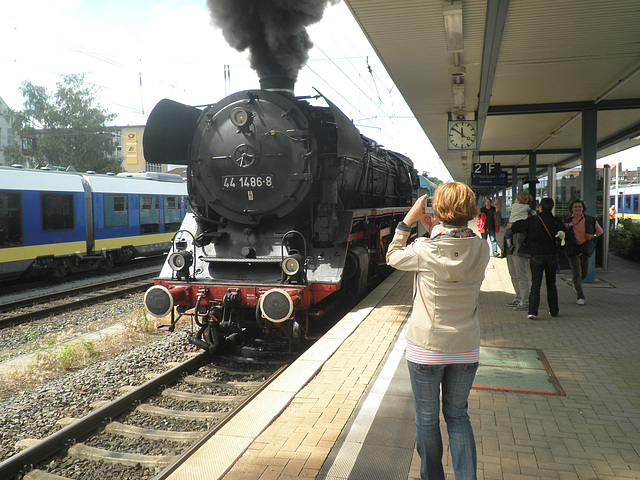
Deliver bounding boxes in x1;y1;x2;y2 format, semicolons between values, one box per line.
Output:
582;108;598;282
528;152;537;207
602;165;611;269
547;165;557;212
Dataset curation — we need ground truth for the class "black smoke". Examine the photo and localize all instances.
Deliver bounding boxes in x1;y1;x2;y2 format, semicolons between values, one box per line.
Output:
207;0;340;80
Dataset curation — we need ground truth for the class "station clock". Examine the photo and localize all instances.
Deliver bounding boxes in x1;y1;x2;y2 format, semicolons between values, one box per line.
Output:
447;120;478;150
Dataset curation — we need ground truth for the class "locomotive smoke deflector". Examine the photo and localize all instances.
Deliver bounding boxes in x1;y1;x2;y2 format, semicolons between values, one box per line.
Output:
320;92;365;160
143;99;201;165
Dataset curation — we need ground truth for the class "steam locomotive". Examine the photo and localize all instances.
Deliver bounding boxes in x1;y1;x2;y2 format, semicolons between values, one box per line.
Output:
143;78;419;352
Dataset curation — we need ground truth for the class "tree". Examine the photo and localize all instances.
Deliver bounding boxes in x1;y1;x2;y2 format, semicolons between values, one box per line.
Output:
4;74;122;173
421;172;444;186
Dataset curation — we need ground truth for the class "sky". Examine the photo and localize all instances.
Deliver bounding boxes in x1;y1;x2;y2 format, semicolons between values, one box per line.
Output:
0;0;454;181
3;1;639;181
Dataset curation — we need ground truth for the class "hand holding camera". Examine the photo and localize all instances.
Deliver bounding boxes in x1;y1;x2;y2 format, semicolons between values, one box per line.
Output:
423;196;434;215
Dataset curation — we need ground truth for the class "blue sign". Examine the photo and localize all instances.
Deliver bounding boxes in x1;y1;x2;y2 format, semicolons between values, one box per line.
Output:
472;172;508;186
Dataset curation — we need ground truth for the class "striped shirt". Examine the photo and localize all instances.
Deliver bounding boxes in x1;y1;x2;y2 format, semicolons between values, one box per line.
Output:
405;341;479;364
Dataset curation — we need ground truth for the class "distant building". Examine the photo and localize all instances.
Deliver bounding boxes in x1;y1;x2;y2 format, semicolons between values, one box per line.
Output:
0;96;16;166
614;167;639;185
111;125;171;174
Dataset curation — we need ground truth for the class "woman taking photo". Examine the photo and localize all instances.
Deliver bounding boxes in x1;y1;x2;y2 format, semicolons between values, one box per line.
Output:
386;182;489;480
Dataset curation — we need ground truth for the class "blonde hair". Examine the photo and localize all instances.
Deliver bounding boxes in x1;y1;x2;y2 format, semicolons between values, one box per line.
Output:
515;192;530;204
433;182;479;226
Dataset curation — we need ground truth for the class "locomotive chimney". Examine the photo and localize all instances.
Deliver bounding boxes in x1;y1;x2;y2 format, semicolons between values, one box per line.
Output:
259;77;295;96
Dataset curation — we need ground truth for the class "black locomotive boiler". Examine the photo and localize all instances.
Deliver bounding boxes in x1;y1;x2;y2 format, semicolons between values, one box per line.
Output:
143;78;418;352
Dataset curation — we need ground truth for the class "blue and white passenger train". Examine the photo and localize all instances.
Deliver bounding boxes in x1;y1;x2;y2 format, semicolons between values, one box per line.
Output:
0;166;188;280
611;185;640;221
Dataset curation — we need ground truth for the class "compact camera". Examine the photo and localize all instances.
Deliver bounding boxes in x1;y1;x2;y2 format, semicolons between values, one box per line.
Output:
423;197;434;215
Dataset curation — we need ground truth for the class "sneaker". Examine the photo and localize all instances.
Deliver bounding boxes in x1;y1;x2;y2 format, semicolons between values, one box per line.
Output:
505;299;519;306
549;312;558;318
527;314;537;319
493;253;501;257
577;298;585;306
514;304;529;311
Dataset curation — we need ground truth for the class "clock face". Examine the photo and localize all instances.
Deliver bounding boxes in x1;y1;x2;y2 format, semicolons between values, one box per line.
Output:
448;121;477;150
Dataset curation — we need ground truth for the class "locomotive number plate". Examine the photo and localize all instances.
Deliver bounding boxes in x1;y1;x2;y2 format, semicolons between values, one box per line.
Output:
222;174;274;189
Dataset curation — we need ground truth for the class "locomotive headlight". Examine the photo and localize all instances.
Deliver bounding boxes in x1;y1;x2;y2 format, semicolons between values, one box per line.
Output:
259;289;294;323
168;251;193;272
230;107;253;128
281;253;304;276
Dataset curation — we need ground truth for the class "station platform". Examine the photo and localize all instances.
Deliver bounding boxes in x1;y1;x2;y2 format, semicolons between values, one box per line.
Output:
163;251;640;480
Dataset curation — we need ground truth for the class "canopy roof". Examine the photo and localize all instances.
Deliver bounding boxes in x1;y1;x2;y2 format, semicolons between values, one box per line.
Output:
344;0;640;183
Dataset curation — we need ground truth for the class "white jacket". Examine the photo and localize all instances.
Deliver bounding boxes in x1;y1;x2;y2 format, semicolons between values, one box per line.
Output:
509;202;530;222
386;228;489;353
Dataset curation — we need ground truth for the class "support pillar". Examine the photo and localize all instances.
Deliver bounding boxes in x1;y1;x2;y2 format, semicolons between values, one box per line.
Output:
528;152;537;208
547;164;557;212
582;108;598;282
602;165;611;269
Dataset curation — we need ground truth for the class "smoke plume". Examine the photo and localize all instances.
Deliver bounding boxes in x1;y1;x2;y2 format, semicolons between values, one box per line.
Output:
207;0;340;80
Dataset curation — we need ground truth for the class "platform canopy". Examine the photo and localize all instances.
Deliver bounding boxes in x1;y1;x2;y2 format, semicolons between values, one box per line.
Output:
344;0;640;183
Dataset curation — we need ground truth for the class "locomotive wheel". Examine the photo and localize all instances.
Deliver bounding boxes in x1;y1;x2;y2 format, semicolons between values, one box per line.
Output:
291;320;304;352
203;324;220;353
286;316;305;353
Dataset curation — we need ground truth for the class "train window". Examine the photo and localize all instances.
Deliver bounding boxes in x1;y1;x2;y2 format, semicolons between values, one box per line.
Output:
0;192;23;247
634;194;639;214
625;195;632;211
164;196;181;232
41;193;74;231
104;195;129;228
140;195;160;234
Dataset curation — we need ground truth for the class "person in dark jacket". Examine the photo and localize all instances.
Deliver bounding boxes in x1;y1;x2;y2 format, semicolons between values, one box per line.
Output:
510;198;566;320
478;198;500;256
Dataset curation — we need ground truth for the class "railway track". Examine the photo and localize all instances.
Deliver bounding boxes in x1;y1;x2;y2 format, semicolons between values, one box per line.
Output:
0;349;291;479
0;273;156;328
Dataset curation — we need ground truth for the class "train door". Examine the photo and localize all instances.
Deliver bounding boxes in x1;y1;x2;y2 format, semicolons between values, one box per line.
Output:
140;195;160;234
164;196;182;232
0;191;22;248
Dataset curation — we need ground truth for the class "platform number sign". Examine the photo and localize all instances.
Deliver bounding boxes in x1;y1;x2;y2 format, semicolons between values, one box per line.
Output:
473;163;501;175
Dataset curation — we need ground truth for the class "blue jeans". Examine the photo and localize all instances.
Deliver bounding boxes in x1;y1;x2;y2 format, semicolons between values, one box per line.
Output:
528;254;559;316
504;228;513;243
481;231;497;255
407;361;479;480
